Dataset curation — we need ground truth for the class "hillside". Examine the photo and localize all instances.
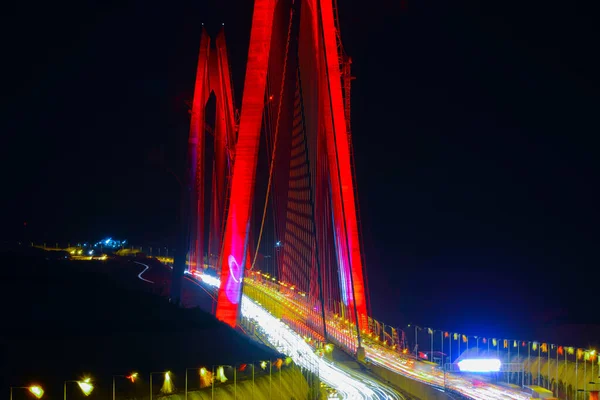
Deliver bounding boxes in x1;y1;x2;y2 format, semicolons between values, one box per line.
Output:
0;249;279;398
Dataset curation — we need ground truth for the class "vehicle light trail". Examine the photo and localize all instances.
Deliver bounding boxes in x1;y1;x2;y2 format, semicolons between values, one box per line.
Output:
195;273;402;399
238;274;532;400
133;261;154;283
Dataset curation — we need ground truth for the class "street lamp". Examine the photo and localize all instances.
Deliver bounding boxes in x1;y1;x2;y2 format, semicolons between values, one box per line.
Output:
9;385;44;400
149;371;170;400
112;372;138;400
64;378;94;400
212;365;236;399
248;363;256;400
185;367;209;400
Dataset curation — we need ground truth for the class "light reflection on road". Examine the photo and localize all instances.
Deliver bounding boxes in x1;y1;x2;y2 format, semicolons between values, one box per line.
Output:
189;272;402;399
185;271;531;400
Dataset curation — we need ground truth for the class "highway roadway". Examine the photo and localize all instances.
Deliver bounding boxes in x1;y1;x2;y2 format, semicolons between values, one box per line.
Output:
243;274;532;400
136;263;529;400
134;263;404;399
191;272;405;400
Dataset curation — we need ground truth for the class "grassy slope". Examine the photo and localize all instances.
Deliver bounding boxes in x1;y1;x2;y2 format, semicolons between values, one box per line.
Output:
0;250;281;399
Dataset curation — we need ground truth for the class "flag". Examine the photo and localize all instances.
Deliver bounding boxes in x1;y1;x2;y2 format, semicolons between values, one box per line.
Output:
584;351;590;361
503;340;508;349
428;328;433;335
462;335;467;343
239;364;247;372
513;340;517;348
541;343;548;353
558;346;564;356
492;338;497;347
577;349;583;360
454;333;459;341
522;341;526;347
567;347;574;355
444;332;449;338
482;337;487;344
275;358;283;369
532;342;538;351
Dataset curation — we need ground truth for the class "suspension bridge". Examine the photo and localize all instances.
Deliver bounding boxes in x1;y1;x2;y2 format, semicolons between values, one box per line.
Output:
167;1;598;399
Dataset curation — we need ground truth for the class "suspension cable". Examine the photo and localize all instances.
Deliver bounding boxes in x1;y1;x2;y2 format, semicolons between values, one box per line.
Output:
251;7;295;270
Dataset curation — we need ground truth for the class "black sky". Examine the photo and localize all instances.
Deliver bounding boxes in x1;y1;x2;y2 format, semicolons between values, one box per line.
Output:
2;0;599;344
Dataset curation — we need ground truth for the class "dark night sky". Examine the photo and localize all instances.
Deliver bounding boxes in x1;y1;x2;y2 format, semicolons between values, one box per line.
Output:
2;1;599;344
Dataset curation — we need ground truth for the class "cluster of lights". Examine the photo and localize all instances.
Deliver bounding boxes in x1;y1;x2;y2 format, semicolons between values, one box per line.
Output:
93;238;125;249
11;378;94;400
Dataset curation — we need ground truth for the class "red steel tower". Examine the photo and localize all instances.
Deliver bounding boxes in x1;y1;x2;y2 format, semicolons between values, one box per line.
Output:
213;0;370;335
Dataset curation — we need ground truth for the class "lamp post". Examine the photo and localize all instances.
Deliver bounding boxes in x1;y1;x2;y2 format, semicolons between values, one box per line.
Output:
185;367;204;400
149;371;170;400
249;363;256;400
9;386;44;400
112;372;138;400
64;378;93;400
223;365;236;399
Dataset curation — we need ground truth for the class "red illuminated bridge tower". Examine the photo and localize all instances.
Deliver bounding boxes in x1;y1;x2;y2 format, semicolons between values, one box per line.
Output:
182;0;371;355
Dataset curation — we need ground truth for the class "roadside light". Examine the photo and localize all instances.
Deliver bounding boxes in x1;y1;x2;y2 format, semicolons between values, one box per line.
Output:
28;386;44;399
77;378;94;396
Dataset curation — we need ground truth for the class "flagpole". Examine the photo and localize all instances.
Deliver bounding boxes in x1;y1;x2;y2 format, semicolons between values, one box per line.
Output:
441;331;444;367
527;342;531;385
508;340;511;384
415;326;418;361
538;345;541;386
584;351;587;396
555;346;558;397
547;345;551;391
518;341;520;385
449;333;452;365
575;349;578;398
429;328;435;362
496;339;499;360
565;349;568;400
